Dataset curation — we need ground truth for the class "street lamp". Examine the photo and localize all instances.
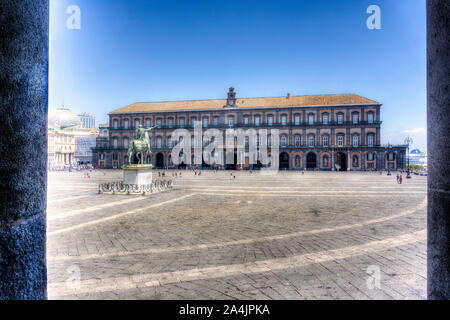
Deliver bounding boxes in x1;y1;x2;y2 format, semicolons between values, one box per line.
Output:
387;143;392;176
404;136;413;179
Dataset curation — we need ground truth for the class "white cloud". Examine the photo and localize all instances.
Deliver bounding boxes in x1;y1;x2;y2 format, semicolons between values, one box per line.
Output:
401;128;426;135
382;128;427;152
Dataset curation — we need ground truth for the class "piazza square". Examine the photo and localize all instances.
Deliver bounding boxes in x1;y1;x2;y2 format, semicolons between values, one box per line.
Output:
47;169;427;300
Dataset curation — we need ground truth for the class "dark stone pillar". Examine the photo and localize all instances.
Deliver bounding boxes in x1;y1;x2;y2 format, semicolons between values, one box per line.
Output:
427;0;450;300
0;0;48;300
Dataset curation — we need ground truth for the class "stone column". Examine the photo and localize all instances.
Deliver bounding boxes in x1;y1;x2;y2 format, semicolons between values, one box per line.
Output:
427;0;450;300
0;0;48;300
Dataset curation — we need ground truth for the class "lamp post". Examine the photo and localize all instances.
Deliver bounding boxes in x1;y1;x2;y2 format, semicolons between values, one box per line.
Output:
404;136;413;179
387;143;392;176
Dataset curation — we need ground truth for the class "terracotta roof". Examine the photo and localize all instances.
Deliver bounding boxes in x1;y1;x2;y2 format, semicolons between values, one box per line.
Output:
110;94;380;114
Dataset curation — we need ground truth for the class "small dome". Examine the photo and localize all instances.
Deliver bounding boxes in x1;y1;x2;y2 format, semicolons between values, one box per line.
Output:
49;107;82;129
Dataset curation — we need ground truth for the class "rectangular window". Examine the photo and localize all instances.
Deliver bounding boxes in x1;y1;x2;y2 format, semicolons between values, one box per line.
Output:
124;120;129;129
323;136;329;147
244;116;249;125
352;114;359;124
228;117;234;126
146;119;151;127
338;136;344;146
156;119;162;126
213;117;219;126
368;135;374;147
179;118;185;127
135;119;140;128
255;116;260;126
368;113;374;124
113;120;118;129
268;116;273;126
337;114;344;125
281;115;287;125
202;117;208;127
295;115;300;125
308;115;314;125
168;118;173;127
308;136;315;147
352;135;359;147
323;114;329;125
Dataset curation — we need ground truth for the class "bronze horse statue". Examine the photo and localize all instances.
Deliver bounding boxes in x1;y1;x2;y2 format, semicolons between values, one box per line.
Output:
127;126;156;165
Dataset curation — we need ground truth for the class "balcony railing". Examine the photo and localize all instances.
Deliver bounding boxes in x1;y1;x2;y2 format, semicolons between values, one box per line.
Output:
92;144;386;152
108;121;382;131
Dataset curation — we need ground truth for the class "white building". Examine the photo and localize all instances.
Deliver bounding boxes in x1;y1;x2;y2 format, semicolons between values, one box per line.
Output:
48;108;99;169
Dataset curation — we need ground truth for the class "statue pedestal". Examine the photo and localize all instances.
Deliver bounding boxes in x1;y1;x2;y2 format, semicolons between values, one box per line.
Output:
123;165;153;186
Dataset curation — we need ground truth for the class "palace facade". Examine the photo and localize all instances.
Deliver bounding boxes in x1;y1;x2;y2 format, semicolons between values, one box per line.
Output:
93;88;407;171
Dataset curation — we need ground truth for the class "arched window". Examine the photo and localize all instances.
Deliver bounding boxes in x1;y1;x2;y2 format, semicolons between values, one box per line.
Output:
337;113;344;125
167;118;174;127
295;135;301;147
352;112;360;124
353;155;359;167
213;116;219;126
308;135;315;147
352;135;359;147
308;114;315;125
179;118;185;127
294;114;301;125
146;119;151;127
191;117;197;126
113;120;119;129
280;135;287;147
123;137;129;148
322;113;329;125
323;155;329;167
295;155;301;167
367;112;374;124
228;116;234;127
124;119;129;129
267;115;274;126
202;117;209;127
135;119;140;128
281;114;288;125
168;136;173;147
156;137;162;148
113;138;118;148
254;115;261;126
156;118;162;126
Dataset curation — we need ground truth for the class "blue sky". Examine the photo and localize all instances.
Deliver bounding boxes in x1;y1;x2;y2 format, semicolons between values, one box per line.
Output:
49;0;427;151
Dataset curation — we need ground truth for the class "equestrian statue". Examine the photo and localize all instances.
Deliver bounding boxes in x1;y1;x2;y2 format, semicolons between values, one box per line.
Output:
127;125;157;166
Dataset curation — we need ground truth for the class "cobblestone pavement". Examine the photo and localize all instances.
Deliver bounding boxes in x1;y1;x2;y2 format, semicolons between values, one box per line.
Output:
47;170;427;300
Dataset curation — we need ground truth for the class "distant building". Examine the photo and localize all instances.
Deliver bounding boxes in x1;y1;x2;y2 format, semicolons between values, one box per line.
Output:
409;149;427;166
78;113;96;129
93;88;407;171
48;108;99;169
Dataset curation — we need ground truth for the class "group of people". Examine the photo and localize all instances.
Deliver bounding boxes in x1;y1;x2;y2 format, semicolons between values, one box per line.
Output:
396;174;404;184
